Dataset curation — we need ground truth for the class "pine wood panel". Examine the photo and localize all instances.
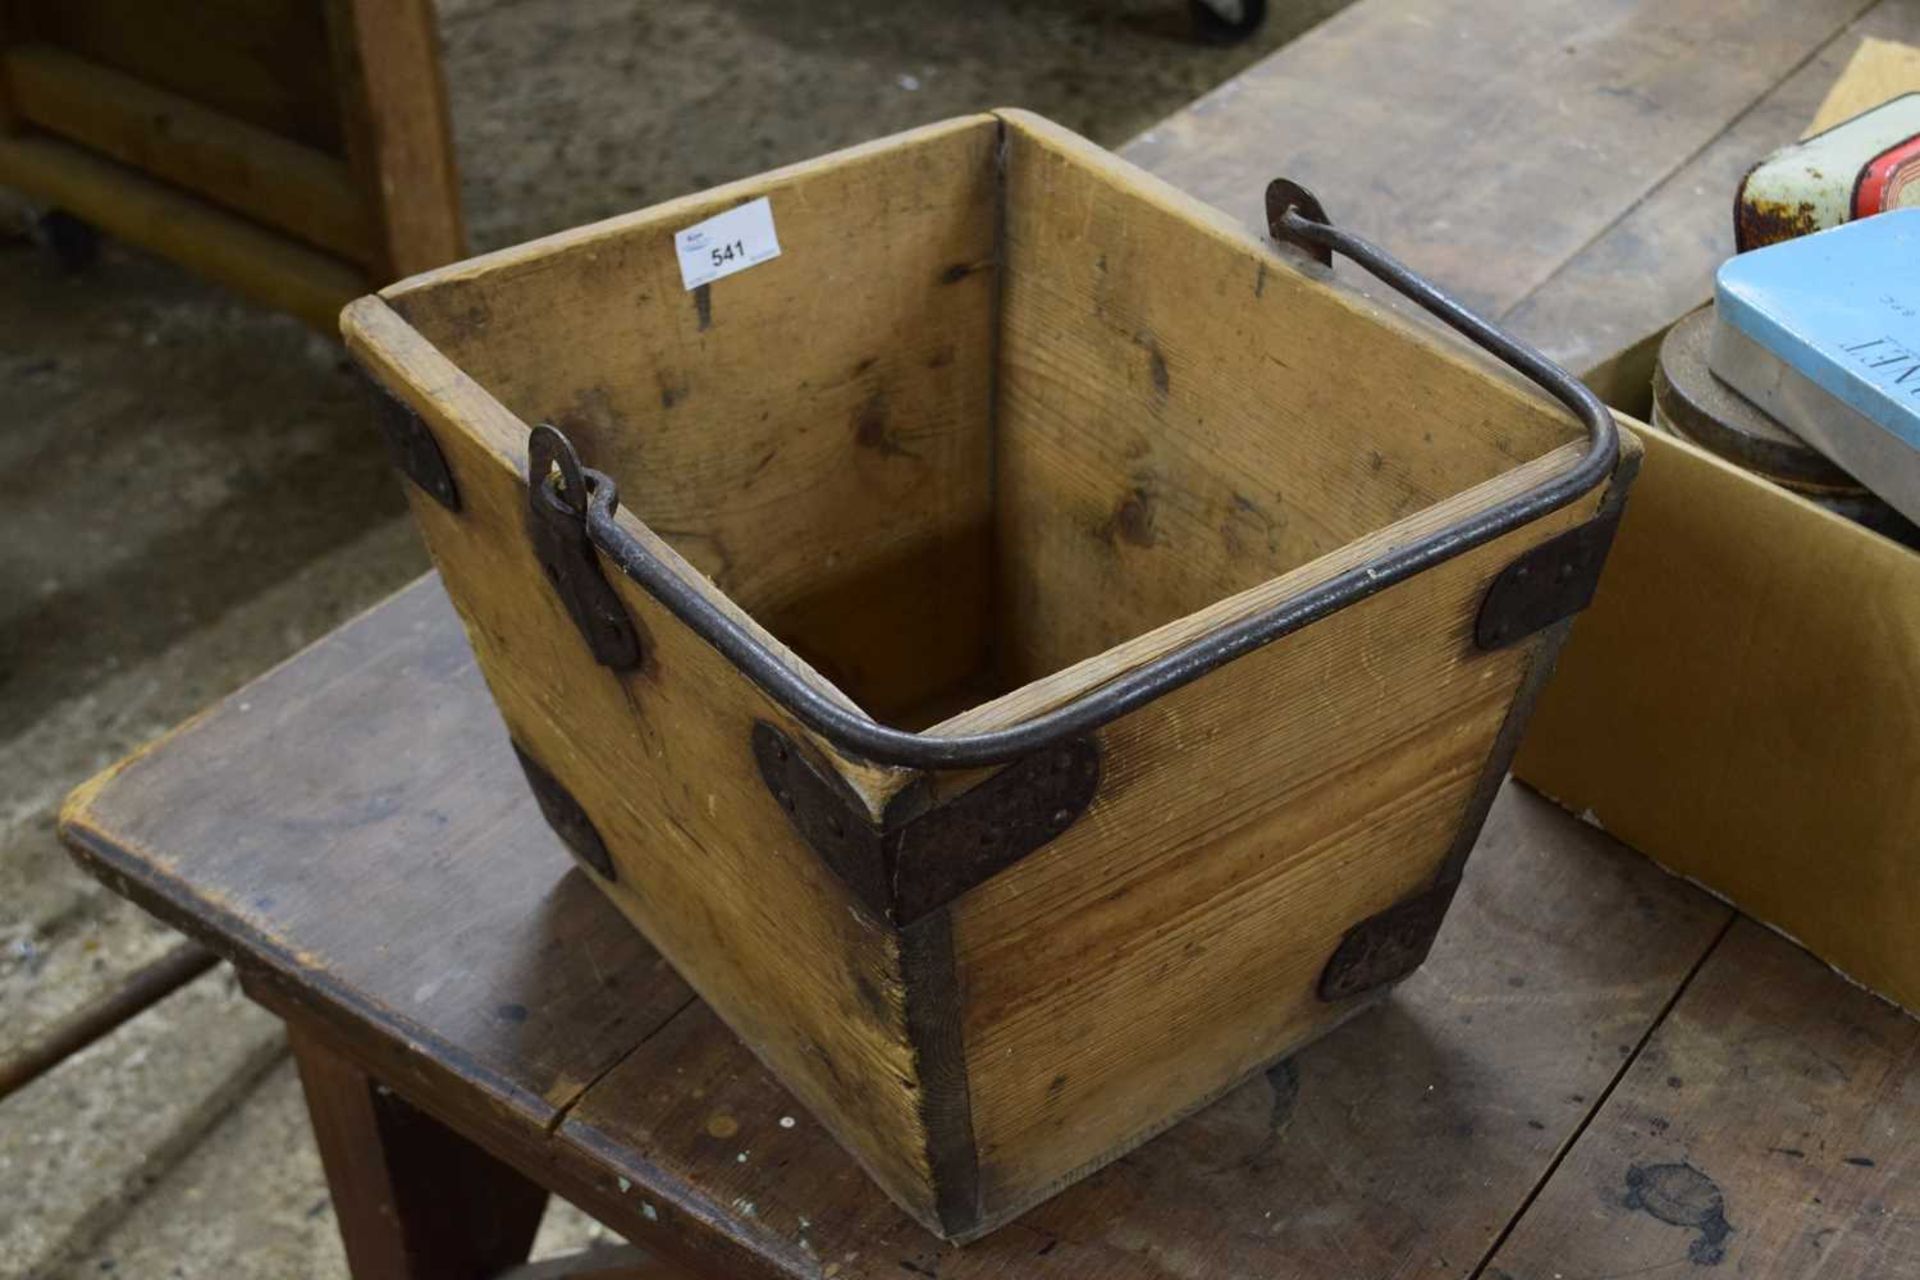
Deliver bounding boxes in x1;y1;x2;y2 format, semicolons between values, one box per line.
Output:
1484;920;1919;1277
341;298;940;1228
3;41;373;262
55;3;1920;1273
935;440;1598;743
560;785;1733;1278
991;112;1584;682
951;484;1613;1222
355;111;1641;1234
382;117;1001;723
1117;0;1920;1022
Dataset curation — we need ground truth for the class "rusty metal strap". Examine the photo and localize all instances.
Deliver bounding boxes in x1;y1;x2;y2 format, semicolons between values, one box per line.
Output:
542;178;1618;769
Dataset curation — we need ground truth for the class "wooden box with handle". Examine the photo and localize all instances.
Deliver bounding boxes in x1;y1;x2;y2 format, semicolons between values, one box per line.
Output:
341;111;1637;1241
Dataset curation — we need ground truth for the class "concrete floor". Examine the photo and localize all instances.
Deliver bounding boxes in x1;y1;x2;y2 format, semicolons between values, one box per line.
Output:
0;0;1350;1273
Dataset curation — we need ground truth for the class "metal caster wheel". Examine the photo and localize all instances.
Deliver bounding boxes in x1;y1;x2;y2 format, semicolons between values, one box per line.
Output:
1190;0;1268;43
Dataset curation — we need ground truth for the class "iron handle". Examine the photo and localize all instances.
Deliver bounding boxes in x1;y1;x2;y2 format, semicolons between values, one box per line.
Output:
546;179;1618;770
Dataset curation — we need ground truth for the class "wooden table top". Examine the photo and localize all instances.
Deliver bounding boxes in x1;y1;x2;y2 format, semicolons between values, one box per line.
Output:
65;577;1920;1278
63;0;1920;1275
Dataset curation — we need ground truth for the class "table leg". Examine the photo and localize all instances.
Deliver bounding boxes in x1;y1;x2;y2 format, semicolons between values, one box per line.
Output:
290;1022;550;1279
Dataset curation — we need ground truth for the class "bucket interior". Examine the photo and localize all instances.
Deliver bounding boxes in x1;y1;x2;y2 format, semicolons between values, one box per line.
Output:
388;114;1583;732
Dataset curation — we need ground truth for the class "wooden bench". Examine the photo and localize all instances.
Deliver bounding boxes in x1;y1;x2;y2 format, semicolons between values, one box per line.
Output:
0;0;462;326
60;0;1920;1274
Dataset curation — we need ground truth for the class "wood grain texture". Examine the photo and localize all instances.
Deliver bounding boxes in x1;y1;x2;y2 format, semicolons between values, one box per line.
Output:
1477;1;1920;1016
950;497;1608;1224
1484;920;1919;1278
1120;0;1875;318
1502;3;1920;376
355;110;1641;1234
0;130;363;327
3;41;373;262
561;785;1733;1278
59;578;691;1134
290;1022;550;1280
341;298;939;1228
1120;0;1920;1019
908;111;1635;1229
383;116;1000;723
60;574;1746;1280
53;3;1920;1273
497;1244;707;1280
992;111;1582;683
325;0;464;279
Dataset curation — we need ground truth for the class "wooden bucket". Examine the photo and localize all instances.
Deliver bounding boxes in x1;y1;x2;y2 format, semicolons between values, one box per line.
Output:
343;111;1637;1241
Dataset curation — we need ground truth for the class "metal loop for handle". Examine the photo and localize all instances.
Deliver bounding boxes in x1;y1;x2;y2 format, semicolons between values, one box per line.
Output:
529;421;590;517
572;180;1618;770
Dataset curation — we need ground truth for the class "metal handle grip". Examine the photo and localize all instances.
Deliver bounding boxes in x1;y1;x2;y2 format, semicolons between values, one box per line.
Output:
562;180;1618;770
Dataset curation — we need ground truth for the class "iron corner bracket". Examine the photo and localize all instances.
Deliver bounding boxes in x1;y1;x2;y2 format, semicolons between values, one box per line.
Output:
1319;453;1632;1002
752;721;1100;925
1474;505;1625;650
360;370;459;512
1316;880;1457;1001
512;741;617;882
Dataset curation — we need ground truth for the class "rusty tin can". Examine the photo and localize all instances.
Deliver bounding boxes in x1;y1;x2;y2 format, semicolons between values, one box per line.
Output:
1736;92;1920;251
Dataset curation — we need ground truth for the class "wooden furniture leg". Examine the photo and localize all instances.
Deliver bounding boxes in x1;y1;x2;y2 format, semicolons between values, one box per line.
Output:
289;1022;550;1280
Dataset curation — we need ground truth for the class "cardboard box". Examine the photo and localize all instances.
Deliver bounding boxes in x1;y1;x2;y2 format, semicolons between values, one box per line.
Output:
1517;350;1920;1013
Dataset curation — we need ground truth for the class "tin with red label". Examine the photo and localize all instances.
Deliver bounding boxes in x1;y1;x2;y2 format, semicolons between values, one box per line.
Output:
1735;92;1920;251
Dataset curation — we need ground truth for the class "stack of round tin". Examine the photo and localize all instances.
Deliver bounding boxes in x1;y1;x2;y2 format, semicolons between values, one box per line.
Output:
1653;305;1920;547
